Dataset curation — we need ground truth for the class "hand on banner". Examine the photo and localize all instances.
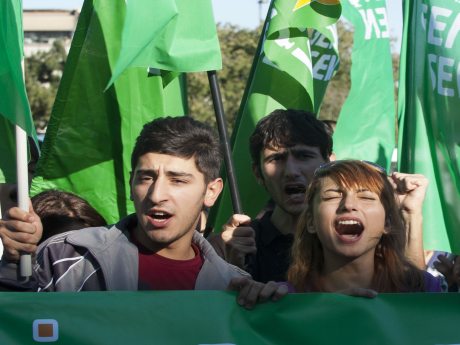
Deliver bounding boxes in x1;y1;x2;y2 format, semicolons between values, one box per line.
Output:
389;172;429;269
229;276;288;310
0;202;43;262
434;254;460;291
454;256;460;289
221;214;256;269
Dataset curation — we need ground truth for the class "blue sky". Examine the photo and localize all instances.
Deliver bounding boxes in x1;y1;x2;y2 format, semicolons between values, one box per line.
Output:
23;0;402;47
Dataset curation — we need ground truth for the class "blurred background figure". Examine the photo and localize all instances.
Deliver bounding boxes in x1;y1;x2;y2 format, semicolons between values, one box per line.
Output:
31;189;106;243
428;252;460;292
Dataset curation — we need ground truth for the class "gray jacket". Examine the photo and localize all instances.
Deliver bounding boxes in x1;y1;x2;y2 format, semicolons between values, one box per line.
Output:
0;215;249;291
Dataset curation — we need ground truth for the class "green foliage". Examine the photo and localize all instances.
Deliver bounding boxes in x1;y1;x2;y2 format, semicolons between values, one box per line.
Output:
25;25;387;134
25;39;67;129
188;24;260;134
190;23;357;132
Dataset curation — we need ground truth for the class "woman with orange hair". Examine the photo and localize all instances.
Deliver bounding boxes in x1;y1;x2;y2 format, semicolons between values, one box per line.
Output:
288;160;441;293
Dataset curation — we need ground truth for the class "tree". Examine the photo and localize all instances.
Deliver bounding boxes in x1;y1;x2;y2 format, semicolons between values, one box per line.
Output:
188;24;260;134
189;22;355;132
25;25;392;135
25;39;67;129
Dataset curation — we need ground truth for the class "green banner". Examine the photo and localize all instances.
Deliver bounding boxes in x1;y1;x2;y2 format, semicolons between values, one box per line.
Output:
210;0;341;230
398;0;460;253
30;0;187;224
0;0;38;183
0;291;458;344
109;0;221;86
332;0;395;171
312;25;340;110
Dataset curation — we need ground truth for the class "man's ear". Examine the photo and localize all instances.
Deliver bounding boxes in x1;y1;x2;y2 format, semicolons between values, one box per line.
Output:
204;178;224;207
306;216;316;234
129;172;134;201
329;152;337;162
251;163;264;186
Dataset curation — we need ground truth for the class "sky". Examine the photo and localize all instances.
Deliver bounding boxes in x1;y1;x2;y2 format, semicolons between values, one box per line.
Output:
22;0;403;48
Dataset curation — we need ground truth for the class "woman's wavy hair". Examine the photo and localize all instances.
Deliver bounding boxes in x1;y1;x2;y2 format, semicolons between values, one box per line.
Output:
287;160;425;292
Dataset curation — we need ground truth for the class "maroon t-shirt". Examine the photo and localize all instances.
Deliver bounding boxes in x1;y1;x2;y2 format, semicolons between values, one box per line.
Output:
133;238;204;290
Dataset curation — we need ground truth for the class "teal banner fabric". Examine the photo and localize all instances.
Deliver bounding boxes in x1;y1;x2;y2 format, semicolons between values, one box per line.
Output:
0;291;458;344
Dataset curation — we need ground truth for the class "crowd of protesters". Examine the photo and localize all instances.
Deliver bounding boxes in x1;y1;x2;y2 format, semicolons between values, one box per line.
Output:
0;111;458;305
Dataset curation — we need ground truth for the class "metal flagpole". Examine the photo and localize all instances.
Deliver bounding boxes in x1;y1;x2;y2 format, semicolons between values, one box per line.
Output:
207;70;242;214
16;125;32;279
17;54;31;279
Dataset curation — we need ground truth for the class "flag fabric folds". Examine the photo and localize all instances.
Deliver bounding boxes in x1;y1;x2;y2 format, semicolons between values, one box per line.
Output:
398;0;460;253
0;118;16;183
210;0;341;229
332;0;395;171
31;0;187;223
0;0;37;183
108;0;221;86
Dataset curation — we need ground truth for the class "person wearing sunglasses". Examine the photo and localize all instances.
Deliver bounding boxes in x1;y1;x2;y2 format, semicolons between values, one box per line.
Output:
287;160;440;293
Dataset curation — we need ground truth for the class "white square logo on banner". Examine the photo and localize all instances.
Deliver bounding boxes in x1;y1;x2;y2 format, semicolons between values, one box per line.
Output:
33;319;59;342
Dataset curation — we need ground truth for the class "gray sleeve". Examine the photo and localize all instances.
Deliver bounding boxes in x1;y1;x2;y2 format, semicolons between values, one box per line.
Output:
0;259;39;291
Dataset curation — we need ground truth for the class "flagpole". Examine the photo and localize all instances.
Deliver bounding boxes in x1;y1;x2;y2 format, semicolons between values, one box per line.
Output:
16;125;32;279
18;51;31;278
207;71;242;214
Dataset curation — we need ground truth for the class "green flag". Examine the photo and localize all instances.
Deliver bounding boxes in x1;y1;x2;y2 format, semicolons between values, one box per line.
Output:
30;0;187;224
0;0;37;183
210;0;341;230
0;118;16;183
332;0;396;171
398;0;460;253
0;291;459;344
108;0;221;86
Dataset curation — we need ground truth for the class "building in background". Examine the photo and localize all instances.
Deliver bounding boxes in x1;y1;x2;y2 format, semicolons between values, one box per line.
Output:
23;9;79;56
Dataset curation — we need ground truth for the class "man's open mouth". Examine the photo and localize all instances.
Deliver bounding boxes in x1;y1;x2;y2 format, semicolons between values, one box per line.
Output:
148;211;172;223
284;183;306;195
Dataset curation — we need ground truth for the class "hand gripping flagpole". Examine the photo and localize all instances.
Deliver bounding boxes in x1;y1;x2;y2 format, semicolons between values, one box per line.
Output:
18;54;32;279
207;71;242;214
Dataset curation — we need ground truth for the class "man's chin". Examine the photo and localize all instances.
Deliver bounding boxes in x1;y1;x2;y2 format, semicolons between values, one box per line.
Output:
145;230;176;245
282;203;306;216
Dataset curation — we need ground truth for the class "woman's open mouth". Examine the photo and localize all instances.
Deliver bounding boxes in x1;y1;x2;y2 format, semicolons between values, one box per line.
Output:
335;218;364;243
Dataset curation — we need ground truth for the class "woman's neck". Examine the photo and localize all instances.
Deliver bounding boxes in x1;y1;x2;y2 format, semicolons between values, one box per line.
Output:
319;251;376;292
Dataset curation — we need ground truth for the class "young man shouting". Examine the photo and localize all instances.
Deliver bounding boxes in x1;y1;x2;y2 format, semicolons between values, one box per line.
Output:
0;117;286;307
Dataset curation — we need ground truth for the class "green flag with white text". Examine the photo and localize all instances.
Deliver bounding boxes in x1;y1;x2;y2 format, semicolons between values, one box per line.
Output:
398;0;460;253
109;0;221;86
30;0;187;223
332;0;395;171
0;0;37;183
210;0;341;230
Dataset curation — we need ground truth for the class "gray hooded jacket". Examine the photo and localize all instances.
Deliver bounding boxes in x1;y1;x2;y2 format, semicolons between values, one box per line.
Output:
0;215;249;292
